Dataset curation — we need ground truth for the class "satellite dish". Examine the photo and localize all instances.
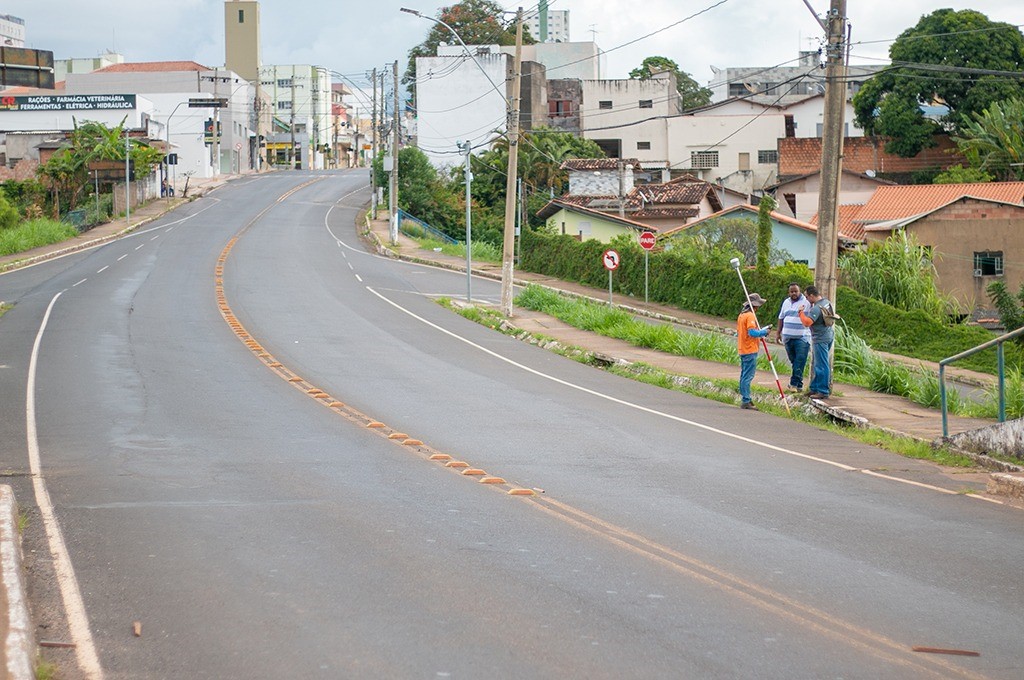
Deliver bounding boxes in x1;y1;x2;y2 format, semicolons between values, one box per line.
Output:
865;169;876;178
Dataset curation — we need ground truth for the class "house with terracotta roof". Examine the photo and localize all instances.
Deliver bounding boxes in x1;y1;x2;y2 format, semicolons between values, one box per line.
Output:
535;199;655;243
659;204;824;268
854;182;1024;311
769;168;894;222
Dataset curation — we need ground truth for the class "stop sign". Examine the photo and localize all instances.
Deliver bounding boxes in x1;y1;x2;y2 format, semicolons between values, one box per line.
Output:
638;231;656;250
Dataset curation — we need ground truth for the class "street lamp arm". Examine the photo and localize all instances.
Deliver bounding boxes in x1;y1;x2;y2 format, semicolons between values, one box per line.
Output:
399;7;509;104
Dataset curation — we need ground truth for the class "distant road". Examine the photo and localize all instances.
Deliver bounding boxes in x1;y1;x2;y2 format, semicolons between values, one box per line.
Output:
0;170;1020;679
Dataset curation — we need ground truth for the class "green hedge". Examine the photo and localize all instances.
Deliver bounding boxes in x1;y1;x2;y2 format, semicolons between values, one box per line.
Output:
519;230;1015;374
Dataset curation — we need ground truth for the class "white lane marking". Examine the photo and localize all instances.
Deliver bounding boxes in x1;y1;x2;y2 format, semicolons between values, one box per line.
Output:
117;254;128;261
72;279;87;287
134;244;143;251
346;261;354;271
365;286;1004;506
166;226;175;232
27;292;104;678
96;266;108;273
0;201;216;278
150;235;159;241
355;274;363;283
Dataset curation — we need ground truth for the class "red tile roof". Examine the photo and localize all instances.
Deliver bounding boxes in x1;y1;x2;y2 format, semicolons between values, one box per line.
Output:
857;182;1024;222
632;182;710;205
94;61;212;73
810;204;866;241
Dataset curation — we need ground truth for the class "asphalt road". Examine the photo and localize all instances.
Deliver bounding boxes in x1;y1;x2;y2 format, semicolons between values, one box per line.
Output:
0;170;1021;679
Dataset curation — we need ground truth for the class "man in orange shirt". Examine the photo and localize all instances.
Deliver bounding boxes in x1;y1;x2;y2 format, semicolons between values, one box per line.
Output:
737;293;771;410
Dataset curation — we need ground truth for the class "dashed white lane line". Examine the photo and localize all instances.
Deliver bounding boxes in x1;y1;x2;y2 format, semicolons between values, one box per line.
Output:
355;274;362;282
117;254;127;261
27;292;104;678
150;235;159;241
72;279;87;287
96;266;108;273
134;244;143;251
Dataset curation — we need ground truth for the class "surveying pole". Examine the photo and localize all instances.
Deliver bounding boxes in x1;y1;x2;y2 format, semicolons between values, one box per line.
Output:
499;8;524;317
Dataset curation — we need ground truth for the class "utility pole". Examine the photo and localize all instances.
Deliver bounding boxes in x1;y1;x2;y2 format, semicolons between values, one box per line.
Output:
499;8;524;317
390;60;400;244
254;72;263;173
617;159;625;218
814;0;847;308
461;140;473;302
213;68;221;176
371;67;378;218
290;67;297;169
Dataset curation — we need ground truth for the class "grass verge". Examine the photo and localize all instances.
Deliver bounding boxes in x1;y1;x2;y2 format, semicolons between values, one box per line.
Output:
0;219;77;257
439;296;978;469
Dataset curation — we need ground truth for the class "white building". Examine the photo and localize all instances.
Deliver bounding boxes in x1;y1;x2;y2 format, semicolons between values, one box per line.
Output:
62;61;256;180
498;41;600;81
689;94;861;138
54;52;125;83
525;9;569;43
415;48;510;167
0;14;25;48
258;64;331;169
708;51;885;105
580;72;680;165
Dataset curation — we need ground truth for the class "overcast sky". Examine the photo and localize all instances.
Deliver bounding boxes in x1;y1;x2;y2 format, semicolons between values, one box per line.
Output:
6;0;1020;90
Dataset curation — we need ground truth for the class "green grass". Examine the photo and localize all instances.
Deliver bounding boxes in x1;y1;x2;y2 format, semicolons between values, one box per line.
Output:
412;236;502;262
0;218;77;256
35;658;57;680
0;302;11;319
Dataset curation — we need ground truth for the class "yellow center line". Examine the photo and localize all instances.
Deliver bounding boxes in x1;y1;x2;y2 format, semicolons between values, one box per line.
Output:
214;181;989;679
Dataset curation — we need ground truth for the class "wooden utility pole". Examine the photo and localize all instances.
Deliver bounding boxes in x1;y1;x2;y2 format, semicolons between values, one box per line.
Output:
499;8;524;317
390;60;400;244
814;0;847;307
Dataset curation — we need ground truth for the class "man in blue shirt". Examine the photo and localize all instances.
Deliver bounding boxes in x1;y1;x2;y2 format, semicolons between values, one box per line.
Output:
774;283;811;392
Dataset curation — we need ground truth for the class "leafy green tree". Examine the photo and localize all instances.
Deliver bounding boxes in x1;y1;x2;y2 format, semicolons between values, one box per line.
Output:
372;146;462;237
952;98;1024;181
853;9;1024;157
677;216;792;266
756;194;775;276
629;56;712;110
932;164;994;184
403;0;535;102
0;194;18;230
986;280;1024;333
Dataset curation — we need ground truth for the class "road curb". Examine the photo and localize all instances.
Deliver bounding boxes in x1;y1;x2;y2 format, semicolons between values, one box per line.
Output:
0;486;33;680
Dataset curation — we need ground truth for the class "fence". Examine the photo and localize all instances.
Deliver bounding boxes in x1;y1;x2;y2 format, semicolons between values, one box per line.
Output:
940;324;1024;437
397;209;458;246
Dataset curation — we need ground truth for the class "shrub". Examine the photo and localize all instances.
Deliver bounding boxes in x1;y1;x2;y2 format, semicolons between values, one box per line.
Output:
0;194;19;230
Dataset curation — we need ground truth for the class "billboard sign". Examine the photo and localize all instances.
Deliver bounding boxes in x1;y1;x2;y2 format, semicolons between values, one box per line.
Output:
0;94;136;112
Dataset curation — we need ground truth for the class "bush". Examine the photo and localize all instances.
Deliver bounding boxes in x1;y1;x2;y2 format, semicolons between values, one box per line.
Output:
0;194;18;230
0;218;77;256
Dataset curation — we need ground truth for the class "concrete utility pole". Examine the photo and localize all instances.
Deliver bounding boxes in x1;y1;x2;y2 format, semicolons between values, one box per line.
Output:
213;68;222;176
371;67;378;218
461;140;473;302
499;8;524;317
390;59;400;244
814;0;847;308
290;67;297;169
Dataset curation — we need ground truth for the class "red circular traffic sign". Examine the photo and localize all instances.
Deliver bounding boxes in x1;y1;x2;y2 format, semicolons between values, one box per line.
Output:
638;232;656;250
602;249;620;271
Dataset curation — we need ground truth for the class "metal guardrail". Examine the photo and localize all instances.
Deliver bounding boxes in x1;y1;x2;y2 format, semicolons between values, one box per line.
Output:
397;208;458;246
940;324;1024;437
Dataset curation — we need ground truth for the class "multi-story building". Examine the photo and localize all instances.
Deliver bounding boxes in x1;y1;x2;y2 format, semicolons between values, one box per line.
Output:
708;51;885;106
0;14;25;48
258;64;331;169
525;8;569;43
580;71;681;165
54;52;125;84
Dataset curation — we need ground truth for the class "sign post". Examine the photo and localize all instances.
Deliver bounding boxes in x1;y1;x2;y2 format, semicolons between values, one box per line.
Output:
638;231;656;304
602;249;619;306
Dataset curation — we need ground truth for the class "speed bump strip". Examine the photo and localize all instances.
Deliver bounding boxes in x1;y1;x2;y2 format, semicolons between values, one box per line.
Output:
445;461;469;469
388;433;408;440
461;469;486;476
367;422;385;428
508;489;536;496
402;439;423;446
480;477;505;484
429;454;451;461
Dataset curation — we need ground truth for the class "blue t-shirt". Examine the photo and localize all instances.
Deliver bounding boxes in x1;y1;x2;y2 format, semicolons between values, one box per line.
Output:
778;295;812;341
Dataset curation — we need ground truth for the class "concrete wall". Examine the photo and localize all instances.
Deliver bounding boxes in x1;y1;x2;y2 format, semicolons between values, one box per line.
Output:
547;78;581;133
507;42;599;80
666;114;787;194
566;166;634;196
417;51;510;168
866;199;1024;311
581;77;677;164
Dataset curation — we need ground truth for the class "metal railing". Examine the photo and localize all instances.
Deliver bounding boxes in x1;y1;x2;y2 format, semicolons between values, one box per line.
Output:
940;324;1024;437
397;209;458;246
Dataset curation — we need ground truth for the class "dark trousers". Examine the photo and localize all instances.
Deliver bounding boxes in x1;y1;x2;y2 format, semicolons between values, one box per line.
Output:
783;337;810;389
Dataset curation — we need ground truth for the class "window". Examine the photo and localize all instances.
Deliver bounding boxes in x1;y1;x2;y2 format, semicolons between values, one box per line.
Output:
637;141;651;150
548;100;573;117
691;150;718;169
639;99;653;109
974;251;1004;276
728;83;748;97
599;100;613;110
238;9;244;22
277;100;292;110
758;150;778;164
738;152;750;171
277;78;293;88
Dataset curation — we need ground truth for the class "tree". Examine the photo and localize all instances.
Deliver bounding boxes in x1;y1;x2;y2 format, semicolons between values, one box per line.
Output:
852;9;1024;157
403;0;535;102
679;216;793;266
932;165;994;185
629;56;711;110
986;280;1024;334
756;194;775;276
952;98;1024;181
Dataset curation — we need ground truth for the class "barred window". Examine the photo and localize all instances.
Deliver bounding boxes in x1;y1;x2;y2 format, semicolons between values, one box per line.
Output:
691;150;718;169
758;150;778;164
639;99;653;109
637;141;651;150
974;251;1004;276
599;100;613;110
